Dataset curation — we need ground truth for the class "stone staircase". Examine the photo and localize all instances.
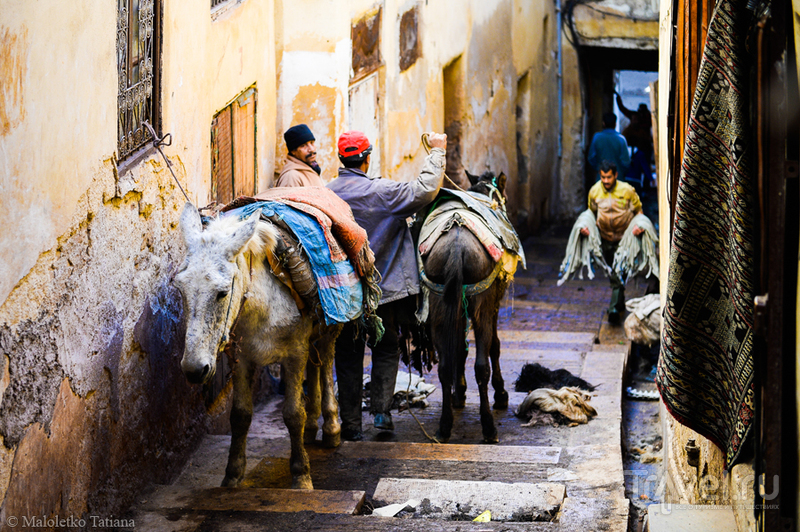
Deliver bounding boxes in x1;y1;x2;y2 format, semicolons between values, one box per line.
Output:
123;324;632;531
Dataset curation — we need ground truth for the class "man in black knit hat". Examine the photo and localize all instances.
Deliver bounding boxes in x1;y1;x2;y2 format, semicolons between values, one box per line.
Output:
275;123;326;187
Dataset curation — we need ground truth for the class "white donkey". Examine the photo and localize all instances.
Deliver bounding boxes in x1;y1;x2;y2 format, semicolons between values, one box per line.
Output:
174;203;342;489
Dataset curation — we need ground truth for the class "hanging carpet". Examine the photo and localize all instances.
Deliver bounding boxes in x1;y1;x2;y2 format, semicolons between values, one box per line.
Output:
656;0;756;468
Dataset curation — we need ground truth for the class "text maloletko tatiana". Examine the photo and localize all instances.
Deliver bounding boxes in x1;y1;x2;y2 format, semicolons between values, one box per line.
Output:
21;515;134;528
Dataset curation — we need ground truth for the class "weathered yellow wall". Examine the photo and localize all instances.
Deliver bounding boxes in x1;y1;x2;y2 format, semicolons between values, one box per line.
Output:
573;0;659;49
274;0;562;231
560;34;586;220
0;0;277;520
515;0;559;233
274;1;351;183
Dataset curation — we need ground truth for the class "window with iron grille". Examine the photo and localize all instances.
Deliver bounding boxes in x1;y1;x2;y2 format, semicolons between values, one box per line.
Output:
211;86;258;205
117;0;161;160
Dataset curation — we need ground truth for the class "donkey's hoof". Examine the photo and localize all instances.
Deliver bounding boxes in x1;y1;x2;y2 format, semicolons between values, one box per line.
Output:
304;431;318;445
435;431;451;444
453;396;467;409
493;390;509;410
292;475;314;490
482;429;499;444
221;475;242;488
322;431;341;448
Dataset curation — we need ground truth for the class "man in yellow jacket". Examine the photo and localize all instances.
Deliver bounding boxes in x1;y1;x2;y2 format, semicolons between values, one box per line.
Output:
581;160;643;323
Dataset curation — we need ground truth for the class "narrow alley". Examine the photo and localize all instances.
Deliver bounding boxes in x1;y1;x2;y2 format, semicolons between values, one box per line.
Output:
123;226;654;531
5;2;799;531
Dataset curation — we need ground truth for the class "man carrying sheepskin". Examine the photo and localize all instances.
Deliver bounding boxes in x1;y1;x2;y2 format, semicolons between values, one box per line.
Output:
327;130;447;441
580;160;643;323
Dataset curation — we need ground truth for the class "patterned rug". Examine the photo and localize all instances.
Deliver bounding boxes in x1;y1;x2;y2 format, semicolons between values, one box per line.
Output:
656;0;755;468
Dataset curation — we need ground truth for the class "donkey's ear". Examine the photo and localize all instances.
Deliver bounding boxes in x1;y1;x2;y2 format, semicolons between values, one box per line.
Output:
496;172;507;194
224;211;260;260
465;170;480;186
180;202;203;250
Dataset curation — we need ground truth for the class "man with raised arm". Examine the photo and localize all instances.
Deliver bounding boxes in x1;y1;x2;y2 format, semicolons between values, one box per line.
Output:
327;130;447;441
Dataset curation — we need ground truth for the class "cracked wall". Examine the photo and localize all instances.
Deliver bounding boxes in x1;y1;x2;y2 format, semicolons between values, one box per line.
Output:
0;162;212;519
0;0;277;521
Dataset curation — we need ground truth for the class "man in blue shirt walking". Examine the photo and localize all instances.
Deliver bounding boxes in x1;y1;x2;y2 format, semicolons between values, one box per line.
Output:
587;112;630;182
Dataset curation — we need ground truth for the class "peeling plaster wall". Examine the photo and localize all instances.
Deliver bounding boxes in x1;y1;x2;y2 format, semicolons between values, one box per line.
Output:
513;0;559;232
0;0;276;521
559;37;588;220
274;3;352;184
573;0;659;50
275;0;561;234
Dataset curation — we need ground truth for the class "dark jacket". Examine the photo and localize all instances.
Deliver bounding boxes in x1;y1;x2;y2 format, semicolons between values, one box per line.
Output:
587;128;631;181
327;148;445;304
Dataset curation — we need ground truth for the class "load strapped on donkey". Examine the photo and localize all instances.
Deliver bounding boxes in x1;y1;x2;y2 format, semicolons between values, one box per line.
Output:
414;153;526;444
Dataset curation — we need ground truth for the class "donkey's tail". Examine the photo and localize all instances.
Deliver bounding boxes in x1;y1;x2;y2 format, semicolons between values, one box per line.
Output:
439;248;467;394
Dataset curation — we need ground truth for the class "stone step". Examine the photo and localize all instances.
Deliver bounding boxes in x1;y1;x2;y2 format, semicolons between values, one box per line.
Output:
371;477;566;521
138;485;365;515
646;504;738;532
483;330;597;345
333;441;562;464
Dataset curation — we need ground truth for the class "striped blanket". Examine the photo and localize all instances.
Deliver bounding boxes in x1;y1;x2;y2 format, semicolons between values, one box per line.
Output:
221;189;381;336
656;0;754;468
254;187;371;275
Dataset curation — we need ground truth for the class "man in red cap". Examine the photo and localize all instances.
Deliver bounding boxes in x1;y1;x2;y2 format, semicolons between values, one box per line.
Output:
275;124;326;187
328;130;447;441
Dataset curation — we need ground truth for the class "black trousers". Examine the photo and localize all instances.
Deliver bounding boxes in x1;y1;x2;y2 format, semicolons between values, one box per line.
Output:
335;297;413;432
601;238;625;313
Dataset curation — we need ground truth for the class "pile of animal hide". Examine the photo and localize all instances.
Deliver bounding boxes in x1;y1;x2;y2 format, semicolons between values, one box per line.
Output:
623;294;662;347
612;213;659;284
515;387;597;426
557;210;610;286
514;362;597;393
391;370;437;410
514;363;598;426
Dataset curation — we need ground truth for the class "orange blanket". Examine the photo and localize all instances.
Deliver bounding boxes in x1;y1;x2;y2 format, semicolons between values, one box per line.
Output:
254;187;370;273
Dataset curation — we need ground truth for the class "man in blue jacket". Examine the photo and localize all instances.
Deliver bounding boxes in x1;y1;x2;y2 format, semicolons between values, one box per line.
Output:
588;112;631;182
327;130;447;441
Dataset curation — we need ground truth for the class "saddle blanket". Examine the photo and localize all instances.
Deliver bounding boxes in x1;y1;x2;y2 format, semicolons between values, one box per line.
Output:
254;187;371;274
224;200;364;326
428;189;526;268
418;199;522;277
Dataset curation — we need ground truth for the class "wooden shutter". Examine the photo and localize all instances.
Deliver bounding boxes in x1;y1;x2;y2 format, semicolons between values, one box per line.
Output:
211;106;233;205
233;87;257;198
211;86;257;206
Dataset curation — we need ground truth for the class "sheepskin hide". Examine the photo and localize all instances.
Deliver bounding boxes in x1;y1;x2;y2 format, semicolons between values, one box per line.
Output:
515;386;598;425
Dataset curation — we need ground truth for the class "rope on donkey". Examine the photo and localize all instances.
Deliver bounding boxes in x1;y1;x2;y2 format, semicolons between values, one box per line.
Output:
419;133;499;211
